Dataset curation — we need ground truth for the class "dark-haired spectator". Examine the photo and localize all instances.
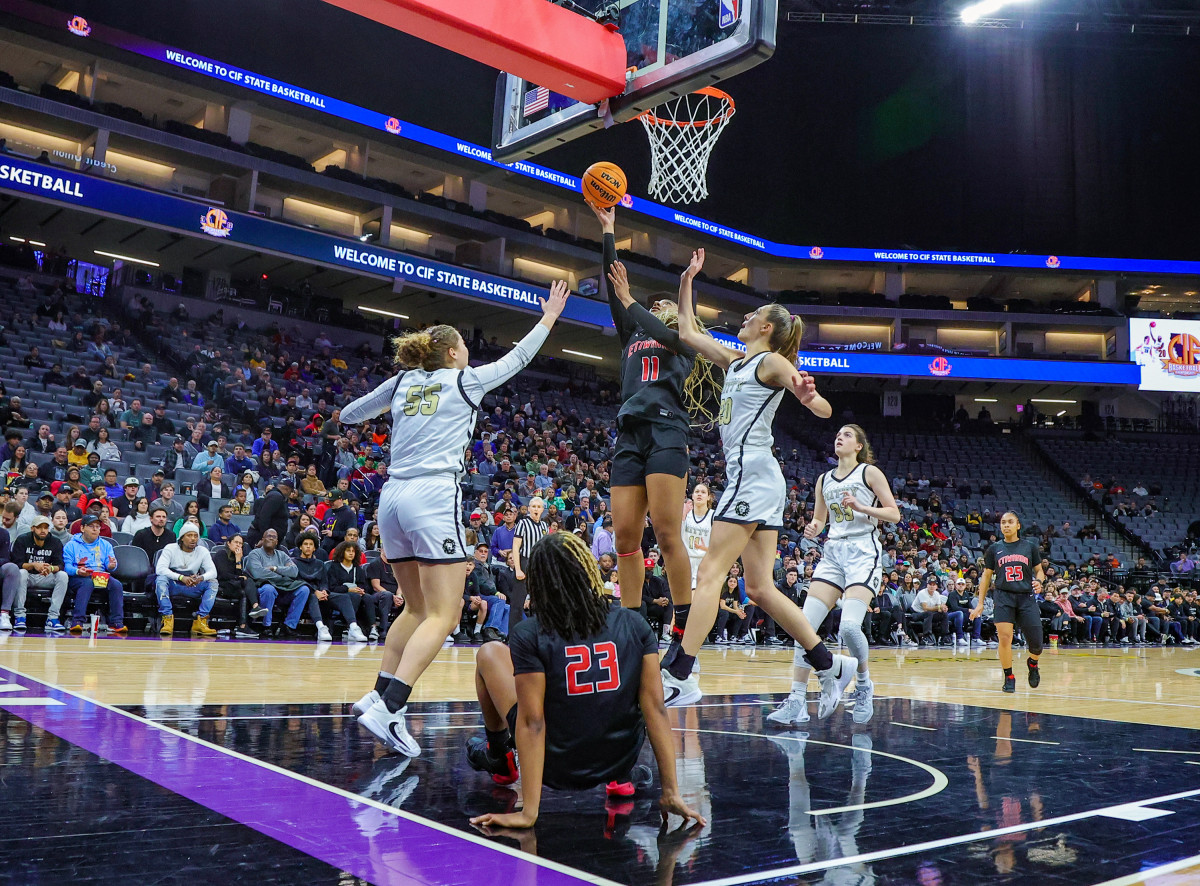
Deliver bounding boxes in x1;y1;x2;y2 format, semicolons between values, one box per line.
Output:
132;505;176;565
41;364;67;388
63;516;125;633
213;533;264;638
247;478;291;547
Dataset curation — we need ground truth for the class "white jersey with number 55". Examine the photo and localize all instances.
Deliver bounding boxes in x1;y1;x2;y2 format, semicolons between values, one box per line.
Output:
821;463;879;541
339;325;549;480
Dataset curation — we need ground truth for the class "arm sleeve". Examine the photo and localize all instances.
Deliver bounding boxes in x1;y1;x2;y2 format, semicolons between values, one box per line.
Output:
338;375;398;425
508;622;544;675
624;302;695;357
461;324;550;406
604;232;637;346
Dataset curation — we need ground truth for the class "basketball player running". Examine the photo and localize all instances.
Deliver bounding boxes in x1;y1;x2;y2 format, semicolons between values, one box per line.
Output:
971;511;1045;692
466;532;705;830
592;204;705;653
345;281;569;755
655;248;856;714
768;425;898;727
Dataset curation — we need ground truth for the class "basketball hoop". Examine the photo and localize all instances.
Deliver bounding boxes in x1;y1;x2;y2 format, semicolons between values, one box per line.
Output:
637;87;735;204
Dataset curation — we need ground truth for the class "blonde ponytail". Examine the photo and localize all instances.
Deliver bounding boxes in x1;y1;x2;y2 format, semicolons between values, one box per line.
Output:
760;303;803;365
393;324;459;370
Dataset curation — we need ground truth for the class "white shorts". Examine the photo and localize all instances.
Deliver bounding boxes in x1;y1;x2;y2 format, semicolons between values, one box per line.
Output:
378;474;468;564
715;449;785;531
812;536;883;595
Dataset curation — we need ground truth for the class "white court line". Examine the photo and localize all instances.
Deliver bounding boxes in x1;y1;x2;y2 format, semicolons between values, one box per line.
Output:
676;727;948;817
146;710;480;722
1133;748;1200;755
873;680;1200;711
1089;853;1200;886
1187;761;1200;766
993;735;1059;745
690;787;1200;886
0;665;623;886
889;722;936;731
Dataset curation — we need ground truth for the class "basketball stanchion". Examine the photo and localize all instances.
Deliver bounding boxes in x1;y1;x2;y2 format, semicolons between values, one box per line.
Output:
637;87;736;204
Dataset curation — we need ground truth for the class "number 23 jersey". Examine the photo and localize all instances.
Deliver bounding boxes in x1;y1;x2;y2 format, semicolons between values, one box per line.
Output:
508;606;658;789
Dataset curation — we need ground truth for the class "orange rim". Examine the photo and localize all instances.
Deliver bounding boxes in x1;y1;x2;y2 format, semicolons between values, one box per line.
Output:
636;87;735;129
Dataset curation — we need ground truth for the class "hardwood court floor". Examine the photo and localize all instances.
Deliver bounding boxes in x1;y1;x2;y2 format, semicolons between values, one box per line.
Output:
0;634;1196;728
1;635;1198;885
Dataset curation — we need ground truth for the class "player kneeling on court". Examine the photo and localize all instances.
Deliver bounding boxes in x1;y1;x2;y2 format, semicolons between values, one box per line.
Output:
971;511;1045;693
466;531;706;831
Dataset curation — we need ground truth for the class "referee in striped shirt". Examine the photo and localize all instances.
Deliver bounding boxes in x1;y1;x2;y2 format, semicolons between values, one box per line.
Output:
511;497;547;626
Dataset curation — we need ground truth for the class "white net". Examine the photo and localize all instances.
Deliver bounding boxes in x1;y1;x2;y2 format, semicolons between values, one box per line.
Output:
638;88;735;205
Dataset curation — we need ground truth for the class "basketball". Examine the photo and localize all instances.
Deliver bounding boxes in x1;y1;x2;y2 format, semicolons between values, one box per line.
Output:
582;161;628;208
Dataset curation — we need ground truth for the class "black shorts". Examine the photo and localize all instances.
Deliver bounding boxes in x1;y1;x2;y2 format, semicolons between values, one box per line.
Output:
505;704;643;791
993;590;1040;626
611;420;689;486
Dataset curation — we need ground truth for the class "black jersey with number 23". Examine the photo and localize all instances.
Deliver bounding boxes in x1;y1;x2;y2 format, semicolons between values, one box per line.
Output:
984;538;1042;594
508;606;658;790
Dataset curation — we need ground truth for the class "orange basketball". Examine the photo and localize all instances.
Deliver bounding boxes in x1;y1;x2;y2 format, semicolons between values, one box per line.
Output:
582;161;628;209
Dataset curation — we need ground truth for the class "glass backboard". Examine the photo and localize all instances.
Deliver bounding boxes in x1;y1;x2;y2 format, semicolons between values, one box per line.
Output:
492;0;776;163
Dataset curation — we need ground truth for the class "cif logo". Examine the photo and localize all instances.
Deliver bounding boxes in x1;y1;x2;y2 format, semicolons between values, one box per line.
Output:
1046;255;1060;269
385;117;401;135
1163;333;1200;379
200;208;234;239
620;192;633;209
67;15;91;36
809;246;824;260
929;357;952;377
719;0;740;28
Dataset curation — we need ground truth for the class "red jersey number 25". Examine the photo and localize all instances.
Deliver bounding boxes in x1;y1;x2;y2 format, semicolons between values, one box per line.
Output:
1004;566;1023;584
564;642;621;695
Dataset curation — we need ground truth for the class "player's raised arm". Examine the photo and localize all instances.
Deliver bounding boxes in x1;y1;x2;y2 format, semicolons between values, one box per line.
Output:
673;248;739;369
464;281;569;399
759;352;832;419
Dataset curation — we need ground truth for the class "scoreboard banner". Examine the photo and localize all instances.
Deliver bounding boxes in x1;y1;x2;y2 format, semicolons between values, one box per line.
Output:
5;0;1200;276
1129;318;1200;392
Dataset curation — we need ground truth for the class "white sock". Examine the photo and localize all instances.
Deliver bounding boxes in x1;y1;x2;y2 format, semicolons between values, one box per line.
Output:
857;667;871;684
379;670;394;680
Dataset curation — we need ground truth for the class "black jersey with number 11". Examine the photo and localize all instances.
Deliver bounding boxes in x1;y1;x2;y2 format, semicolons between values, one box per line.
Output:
984;538;1043;594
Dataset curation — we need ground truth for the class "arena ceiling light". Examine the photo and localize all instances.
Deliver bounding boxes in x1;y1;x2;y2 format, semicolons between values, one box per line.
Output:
960;0;1035;24
358;305;409;320
973;398;998;403
562;348;603;361
1031;398;1076;404
10;236;47;247
93;249;160;267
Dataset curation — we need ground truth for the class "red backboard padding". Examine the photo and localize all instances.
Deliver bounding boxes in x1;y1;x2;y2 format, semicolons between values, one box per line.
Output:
318;0;627;104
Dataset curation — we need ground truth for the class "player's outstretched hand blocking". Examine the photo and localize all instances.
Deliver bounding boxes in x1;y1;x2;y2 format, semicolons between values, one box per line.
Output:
540;280;570;320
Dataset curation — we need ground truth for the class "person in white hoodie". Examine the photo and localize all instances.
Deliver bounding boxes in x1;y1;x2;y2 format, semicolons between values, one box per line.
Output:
154;522;218;637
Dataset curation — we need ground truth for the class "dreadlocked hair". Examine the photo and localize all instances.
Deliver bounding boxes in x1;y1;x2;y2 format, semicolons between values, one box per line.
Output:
651;301;724;428
525;531;611;642
843;423;876;464
393;324;459;371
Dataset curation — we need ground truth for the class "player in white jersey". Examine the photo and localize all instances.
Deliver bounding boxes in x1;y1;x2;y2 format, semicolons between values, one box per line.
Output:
656;248;857;715
768;425;898;728
681;483;715;590
345;281;569;756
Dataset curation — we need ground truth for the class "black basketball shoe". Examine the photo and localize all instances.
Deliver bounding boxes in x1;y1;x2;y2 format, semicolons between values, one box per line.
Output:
1027;660;1041;688
466;736;518;785
1002;674;1016;693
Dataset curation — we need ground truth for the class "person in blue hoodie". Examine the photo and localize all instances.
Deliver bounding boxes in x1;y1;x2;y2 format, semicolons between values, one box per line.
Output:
63;515;125;634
